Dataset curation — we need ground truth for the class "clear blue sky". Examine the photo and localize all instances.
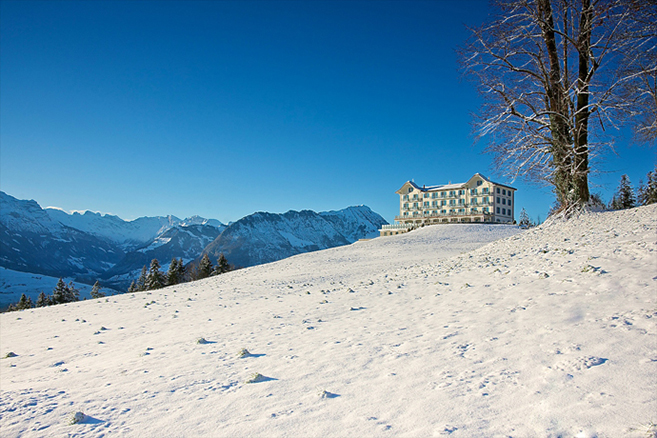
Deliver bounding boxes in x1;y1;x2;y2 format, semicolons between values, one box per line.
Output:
1;0;654;224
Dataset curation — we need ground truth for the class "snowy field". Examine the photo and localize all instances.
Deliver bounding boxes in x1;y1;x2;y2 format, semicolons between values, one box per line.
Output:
1;205;655;437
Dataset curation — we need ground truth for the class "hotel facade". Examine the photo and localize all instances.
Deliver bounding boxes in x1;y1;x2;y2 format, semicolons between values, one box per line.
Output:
380;173;516;236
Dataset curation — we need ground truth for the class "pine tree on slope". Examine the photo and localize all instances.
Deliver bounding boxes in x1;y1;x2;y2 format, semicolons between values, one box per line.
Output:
214;253;231;275
518;208;532;228
52;278;69;304
167;258;180;286
66;282;80;302
137;265;148;291
36;291;51;307
609;175;636;210
146;259;165;290
175;258;186;283
16;294;33;310
197;254;213;280
90;280;105;299
637;165;657;206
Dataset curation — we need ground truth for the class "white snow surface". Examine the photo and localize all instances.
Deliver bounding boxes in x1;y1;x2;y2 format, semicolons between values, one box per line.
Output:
1;206;656;437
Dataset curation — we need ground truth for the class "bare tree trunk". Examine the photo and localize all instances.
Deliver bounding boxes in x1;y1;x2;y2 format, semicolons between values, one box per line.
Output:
574;0;592;203
538;0;574;207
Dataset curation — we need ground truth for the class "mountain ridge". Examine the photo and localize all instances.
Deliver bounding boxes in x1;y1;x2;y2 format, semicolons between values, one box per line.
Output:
0;191;388;293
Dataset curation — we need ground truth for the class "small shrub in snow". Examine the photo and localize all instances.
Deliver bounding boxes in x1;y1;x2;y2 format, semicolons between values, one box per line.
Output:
538;272;550;279
196;337;209;344
3;352;17;358
245;372;265;383
68;411;86;425
237;348;251;358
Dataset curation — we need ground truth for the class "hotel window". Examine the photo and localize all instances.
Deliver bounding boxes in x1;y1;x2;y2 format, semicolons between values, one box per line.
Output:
471;198;478;205
424;201;430;207
458;199;464;205
441;200;447;206
459;190;465;195
403;203;409;209
502;208;506;215
484;207;489;213
450;200;456;205
477;180;483;186
508;201;512;208
432;193;438;198
483;197;488;203
502;189;506;195
496;207;500;214
441;209;446;214
502;198;506;205
497;197;501;203
470;188;478;195
483;188;489;194
441;192;446;198
497;188;500;193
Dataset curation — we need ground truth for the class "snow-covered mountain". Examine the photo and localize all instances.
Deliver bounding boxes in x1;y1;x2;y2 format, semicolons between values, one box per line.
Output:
202;206;388;268
0;191;226;290
2;205;654;437
0;192;124;279
0;192;387;294
45;208;225;249
102;224;224;286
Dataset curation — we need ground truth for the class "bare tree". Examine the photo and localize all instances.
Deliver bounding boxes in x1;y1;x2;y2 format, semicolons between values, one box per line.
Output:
461;0;656;212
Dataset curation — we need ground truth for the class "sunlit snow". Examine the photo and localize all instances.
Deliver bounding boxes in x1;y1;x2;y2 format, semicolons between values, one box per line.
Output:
1;205;655;437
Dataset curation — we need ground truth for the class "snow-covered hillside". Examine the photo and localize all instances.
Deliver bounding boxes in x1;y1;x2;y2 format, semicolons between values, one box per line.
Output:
0;267;118;310
1;205;655;437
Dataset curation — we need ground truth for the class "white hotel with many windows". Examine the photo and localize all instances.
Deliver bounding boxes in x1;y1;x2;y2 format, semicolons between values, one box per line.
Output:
380;173;516;236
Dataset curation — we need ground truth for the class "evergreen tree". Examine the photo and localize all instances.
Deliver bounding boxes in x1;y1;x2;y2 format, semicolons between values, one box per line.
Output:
609;175;636;210
65;282;80;303
90;280;105;299
175;258;186;283
127;281;138;293
167;258;182;285
146;259;165;290
637;165;657;206
52;278;68;304
15;294;34;310
137;265;148;291
214;253;231;275
36;291;51;307
197;254;213;279
518;208;532;228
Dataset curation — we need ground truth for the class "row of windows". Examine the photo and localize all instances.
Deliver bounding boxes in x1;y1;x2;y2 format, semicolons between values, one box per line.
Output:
403;196;502;210
402;187;493;201
496;207;511;216
495;197;512;207
402;207;491;217
496;187;512;196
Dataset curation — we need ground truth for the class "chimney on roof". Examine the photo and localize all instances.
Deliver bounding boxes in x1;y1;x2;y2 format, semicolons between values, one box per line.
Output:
423;185;425;188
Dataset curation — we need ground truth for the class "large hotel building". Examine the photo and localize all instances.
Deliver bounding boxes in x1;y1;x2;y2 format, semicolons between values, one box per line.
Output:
380;173;516;236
